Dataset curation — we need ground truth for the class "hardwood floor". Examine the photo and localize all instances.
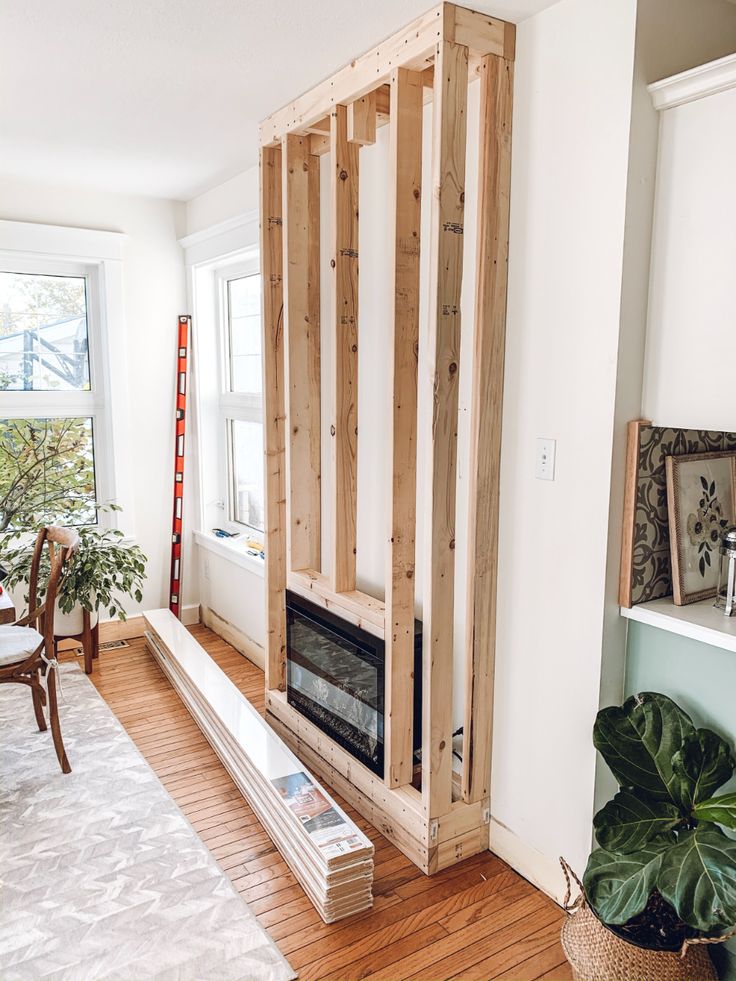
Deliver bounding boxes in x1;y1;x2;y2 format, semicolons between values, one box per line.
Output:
80;625;571;981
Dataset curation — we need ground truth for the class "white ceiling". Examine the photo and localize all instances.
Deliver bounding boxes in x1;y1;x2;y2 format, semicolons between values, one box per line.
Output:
0;0;562;202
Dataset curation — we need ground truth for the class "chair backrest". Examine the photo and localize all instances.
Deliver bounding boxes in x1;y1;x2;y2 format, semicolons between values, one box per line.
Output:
27;526;80;647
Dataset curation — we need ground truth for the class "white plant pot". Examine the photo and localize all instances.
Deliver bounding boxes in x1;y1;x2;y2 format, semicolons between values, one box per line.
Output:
53;602;98;638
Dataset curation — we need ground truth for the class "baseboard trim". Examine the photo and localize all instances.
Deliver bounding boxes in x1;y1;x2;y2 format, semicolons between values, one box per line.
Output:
99;604;200;642
200;606;265;671
489;818;566;906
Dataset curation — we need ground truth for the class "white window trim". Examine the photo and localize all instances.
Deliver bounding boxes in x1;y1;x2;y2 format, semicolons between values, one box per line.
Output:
213;259;264;535
0;220;136;538
193;528;265;578
181;211;263;555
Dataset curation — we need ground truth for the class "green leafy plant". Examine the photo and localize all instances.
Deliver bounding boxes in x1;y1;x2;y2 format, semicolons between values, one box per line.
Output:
0;417;96;531
0;504;146;621
585;692;736;948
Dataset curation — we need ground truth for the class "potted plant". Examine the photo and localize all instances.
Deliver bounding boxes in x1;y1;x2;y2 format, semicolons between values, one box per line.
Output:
0;504;147;630
561;691;736;981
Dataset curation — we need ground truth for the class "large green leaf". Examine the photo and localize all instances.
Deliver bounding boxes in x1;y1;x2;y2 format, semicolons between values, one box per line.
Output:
658;826;736;932
594;692;696;807
594;789;681;853
672;729;735;809
584;838;671;925
694;794;736;831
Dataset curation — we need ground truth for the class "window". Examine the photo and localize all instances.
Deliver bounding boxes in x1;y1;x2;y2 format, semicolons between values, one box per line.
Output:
218;264;264;534
0;271;90;391
0;262;104;530
229;418;264;530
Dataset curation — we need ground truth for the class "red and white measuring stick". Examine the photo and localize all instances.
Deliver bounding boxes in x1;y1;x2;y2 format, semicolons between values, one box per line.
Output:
169;315;190;619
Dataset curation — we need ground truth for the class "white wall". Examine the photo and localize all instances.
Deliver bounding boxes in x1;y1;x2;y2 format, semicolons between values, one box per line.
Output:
0;178;189;615
643;82;736;429
186;170;259;238
490;0;638;888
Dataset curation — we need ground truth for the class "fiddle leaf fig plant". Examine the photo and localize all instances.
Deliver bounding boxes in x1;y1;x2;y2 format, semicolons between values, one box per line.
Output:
585;692;736;945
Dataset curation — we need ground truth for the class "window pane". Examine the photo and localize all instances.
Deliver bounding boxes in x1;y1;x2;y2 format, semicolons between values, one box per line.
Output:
0;272;91;392
228;275;262;394
230;419;264;532
0;417;97;529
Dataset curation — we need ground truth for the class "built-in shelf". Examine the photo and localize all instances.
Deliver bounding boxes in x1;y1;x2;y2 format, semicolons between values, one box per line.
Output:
621;597;736;654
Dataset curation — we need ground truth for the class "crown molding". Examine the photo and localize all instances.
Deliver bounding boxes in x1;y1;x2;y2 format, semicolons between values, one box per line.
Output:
649;52;736;111
178;211;259;265
0;218;125;261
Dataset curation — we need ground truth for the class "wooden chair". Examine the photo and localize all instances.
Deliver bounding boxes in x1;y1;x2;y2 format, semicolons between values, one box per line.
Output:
0;526;80;773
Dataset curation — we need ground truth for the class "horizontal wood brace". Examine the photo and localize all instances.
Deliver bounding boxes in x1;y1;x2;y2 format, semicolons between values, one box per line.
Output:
288;568;385;637
260;4;513;146
428;824;488;873
447;5;514;59
435;797;488;842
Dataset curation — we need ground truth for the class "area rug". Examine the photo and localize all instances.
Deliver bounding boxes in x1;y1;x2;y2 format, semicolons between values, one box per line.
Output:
0;663;295;981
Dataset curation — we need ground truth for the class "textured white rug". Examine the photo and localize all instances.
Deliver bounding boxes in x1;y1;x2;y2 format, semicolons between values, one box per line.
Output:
0;663;295;981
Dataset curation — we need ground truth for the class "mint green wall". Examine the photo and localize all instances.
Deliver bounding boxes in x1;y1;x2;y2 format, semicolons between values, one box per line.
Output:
625;621;736;978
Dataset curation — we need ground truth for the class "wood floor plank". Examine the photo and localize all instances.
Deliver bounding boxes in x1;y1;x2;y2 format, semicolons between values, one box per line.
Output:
316;923;450;981
278;865;522;957
80;628;566;981
504;947;569;980
537;961;574;981
294;877;531;976
458;920;565;980
403;903;562;981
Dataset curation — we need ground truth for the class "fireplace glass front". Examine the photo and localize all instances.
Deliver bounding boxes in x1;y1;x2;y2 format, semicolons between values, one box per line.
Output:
285;590;421;777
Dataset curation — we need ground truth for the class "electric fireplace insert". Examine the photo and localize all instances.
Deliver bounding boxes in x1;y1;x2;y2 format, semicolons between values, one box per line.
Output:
285;589;422;777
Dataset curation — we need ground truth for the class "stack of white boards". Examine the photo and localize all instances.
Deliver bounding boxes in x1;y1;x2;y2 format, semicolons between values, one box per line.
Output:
144;609;374;923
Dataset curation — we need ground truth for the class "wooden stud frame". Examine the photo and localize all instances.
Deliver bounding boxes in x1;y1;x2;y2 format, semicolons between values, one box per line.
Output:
260;2;515;874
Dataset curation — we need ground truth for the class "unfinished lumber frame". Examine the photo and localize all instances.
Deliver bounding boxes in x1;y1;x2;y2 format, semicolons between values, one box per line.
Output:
260;1;515;874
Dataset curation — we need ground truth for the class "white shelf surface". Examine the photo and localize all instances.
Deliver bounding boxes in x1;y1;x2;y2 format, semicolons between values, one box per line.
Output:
622;597;736;654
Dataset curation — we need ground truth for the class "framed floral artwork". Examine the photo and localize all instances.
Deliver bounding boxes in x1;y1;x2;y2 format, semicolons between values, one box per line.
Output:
666;451;736;605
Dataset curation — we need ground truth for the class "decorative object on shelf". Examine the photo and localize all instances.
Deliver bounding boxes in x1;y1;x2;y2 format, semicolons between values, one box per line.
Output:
560;691;736;981
169;315;191;620
619;421;736;608
715;526;736;617
666;451;736;605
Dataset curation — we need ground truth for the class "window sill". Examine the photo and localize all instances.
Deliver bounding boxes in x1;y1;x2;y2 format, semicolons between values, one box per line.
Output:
193;529;265;578
621;597;736;654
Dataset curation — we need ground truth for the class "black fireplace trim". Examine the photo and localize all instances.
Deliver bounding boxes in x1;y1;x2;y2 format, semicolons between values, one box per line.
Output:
285;589;422;778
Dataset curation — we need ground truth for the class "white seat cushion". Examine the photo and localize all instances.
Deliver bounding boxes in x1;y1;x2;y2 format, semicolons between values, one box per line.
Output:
0;626;44;667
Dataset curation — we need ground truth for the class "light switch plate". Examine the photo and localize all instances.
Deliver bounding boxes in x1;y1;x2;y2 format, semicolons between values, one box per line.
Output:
536;437;556;481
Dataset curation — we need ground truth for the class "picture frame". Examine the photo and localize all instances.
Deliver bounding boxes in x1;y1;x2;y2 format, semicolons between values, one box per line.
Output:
666;451;736;605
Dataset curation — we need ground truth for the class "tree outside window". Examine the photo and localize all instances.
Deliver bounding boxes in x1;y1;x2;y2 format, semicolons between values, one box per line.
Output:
0;271;97;530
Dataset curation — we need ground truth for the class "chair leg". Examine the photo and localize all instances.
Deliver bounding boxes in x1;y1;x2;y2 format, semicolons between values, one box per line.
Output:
82;611;93;675
47;667;71;774
32;672;47;732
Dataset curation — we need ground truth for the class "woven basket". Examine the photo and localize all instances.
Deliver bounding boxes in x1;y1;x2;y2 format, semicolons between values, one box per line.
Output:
559;860;719;981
